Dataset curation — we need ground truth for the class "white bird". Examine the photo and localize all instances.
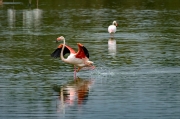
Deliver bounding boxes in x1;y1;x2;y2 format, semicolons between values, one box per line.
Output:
108;21;118;37
51;36;95;78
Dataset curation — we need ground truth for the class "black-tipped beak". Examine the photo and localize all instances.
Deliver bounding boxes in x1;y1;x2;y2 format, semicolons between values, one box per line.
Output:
56;39;58;43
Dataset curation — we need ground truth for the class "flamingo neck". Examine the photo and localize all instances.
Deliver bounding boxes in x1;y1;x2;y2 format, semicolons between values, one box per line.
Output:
60;38;68;62
113;21;116;26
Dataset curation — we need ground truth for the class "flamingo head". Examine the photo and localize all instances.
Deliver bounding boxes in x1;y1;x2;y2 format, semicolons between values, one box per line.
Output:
56;36;65;42
113;21;118;26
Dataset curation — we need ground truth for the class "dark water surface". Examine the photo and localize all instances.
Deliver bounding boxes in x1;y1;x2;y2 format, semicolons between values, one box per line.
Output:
0;0;180;119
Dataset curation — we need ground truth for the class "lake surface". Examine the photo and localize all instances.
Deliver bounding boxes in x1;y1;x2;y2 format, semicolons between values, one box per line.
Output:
0;0;180;119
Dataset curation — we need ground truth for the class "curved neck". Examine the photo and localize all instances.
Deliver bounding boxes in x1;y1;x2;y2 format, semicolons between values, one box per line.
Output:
113;21;116;26
60;38;68;62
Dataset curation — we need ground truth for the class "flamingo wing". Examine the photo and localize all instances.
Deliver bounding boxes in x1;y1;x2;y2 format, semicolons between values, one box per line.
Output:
75;43;89;59
51;44;76;58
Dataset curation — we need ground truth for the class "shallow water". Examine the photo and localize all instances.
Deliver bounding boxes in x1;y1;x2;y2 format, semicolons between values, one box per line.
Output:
0;0;180;119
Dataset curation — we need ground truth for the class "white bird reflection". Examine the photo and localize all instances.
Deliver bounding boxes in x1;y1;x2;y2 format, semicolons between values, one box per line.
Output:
7;1;16;40
7;9;16;28
53;77;93;114
23;0;42;31
108;38;117;57
23;9;43;29
6;0;43;33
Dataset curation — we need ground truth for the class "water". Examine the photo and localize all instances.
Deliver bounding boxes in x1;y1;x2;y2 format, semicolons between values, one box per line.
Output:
0;0;180;119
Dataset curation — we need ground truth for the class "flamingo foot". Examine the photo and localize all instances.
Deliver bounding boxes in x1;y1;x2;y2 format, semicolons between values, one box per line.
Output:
90;65;96;70
81;65;95;71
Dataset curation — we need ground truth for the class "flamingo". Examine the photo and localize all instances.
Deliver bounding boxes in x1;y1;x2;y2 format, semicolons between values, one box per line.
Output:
108;21;118;37
51;36;95;78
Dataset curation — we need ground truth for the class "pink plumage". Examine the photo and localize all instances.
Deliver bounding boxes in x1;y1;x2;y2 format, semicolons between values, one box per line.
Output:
108;21;117;37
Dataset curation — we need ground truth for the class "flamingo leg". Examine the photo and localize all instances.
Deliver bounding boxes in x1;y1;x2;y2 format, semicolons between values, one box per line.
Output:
76;67;82;72
74;65;77;79
109;34;112;38
111;33;114;38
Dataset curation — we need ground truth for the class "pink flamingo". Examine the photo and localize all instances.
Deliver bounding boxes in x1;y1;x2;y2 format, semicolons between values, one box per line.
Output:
51;36;94;78
108;21;118;37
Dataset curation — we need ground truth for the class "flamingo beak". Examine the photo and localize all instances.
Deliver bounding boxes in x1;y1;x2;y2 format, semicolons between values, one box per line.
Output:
56;37;61;43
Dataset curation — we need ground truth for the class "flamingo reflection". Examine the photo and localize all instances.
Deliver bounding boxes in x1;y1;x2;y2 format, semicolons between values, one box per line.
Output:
53;77;93;113
108;38;116;57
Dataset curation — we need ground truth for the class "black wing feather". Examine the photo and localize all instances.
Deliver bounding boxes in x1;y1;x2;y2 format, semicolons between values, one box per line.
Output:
51;46;70;58
51;48;61;58
82;46;89;58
